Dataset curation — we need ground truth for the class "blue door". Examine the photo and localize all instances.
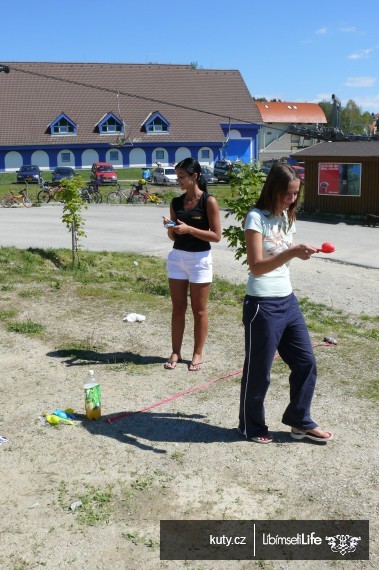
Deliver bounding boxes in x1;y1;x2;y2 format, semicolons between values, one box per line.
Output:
223;139;251;163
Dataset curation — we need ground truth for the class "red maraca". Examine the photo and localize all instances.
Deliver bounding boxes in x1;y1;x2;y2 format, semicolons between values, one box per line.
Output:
316;242;335;253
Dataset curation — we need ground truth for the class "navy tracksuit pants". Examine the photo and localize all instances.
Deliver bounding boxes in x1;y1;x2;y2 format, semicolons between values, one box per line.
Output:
238;293;318;438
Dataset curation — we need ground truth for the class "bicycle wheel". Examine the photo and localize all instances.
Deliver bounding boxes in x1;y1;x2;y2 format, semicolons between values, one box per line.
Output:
81;189;93;204
1;195;14;208
131;193;145;204
107;191;121;204
94;190;103;204
22;197;33;208
37;190;50;203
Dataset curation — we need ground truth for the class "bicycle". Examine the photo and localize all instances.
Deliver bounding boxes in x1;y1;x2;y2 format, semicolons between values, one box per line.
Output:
107;183;145;204
37;182;65;203
86;181;103;204
80;182;104;204
1;187;33;208
144;189;166;204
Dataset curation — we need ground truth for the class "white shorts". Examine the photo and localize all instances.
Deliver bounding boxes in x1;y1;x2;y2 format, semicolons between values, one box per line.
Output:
167;249;213;283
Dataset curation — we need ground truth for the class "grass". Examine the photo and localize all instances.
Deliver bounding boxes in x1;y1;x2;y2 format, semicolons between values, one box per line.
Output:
0;170;233;207
0;246;377;402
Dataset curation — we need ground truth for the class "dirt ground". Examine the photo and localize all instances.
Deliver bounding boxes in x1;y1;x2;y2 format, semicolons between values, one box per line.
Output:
0;253;377;570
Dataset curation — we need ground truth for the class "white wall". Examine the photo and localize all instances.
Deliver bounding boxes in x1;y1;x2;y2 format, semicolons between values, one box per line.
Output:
129;148;146;167
82;149;99;168
4;151;23;171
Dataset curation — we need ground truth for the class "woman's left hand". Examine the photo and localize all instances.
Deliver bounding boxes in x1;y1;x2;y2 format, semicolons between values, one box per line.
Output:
170;220;188;233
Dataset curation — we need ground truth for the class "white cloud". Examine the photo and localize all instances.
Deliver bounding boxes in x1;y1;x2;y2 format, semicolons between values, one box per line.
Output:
344;76;376;87
339;26;356;33
348;48;373;59
351;94;379;111
315;27;328;35
311;93;333;103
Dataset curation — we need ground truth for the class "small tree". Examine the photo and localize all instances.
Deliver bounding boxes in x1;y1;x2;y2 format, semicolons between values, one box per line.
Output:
60;176;87;266
223;162;266;264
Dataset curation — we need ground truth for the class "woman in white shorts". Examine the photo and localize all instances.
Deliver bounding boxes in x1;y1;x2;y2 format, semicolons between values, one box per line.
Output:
163;158;221;371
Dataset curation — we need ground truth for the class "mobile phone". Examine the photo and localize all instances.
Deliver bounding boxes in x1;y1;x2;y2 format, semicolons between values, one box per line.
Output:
164;220;176;228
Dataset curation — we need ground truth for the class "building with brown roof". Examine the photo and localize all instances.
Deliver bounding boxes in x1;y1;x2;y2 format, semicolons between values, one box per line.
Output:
256;101;327;163
0;62;262;173
291;141;379;215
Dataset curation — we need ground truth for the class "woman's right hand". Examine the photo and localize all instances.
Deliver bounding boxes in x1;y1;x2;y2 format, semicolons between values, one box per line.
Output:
293;244;318;260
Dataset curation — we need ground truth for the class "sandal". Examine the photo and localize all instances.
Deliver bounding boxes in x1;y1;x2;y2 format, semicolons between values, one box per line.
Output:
291;428;333;442
237;428;272;444
164;355;182;370
188;362;202;372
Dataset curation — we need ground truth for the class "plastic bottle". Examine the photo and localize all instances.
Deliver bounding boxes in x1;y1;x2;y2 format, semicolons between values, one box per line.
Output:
84;370;101;420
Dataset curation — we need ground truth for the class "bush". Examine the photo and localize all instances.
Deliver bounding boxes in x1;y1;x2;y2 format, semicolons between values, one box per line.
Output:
222;162;266;264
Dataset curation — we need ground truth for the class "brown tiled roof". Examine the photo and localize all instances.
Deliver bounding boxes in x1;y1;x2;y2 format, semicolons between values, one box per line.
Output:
256;101;327;124
292;141;379;158
0;62;262;146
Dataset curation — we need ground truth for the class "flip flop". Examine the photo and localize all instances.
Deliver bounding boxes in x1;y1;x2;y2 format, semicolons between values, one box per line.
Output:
188;362;202;371
164;357;181;370
291;429;333;442
250;435;273;444
236;428;272;443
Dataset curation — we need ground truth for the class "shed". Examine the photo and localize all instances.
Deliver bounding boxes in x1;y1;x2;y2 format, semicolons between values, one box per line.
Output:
291;141;379;215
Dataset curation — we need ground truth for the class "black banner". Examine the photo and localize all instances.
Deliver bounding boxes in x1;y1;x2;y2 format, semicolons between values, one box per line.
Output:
160;520;369;560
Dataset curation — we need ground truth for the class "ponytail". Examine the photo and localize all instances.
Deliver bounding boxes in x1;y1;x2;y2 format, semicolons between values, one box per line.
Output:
197;173;208;192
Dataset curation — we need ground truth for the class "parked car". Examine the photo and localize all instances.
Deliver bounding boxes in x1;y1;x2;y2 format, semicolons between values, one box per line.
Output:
90;162;118;185
200;166;218;184
52;167;77;184
213;160;241;183
292;165;305;181
152;166;177;185
16;164;42;184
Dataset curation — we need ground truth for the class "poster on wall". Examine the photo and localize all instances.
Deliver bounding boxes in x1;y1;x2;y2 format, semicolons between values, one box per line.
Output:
318;163;361;196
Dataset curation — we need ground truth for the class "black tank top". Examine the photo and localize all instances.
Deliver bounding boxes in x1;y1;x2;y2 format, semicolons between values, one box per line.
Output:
172;192;211;252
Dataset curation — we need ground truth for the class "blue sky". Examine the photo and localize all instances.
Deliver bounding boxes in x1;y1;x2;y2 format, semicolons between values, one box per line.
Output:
2;0;379;113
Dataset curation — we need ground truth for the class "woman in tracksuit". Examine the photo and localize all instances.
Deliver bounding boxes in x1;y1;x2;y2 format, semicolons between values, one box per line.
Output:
238;164;333;444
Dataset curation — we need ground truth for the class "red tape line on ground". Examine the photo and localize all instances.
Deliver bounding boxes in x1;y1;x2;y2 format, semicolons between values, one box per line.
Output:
105;368;242;423
105;343;336;424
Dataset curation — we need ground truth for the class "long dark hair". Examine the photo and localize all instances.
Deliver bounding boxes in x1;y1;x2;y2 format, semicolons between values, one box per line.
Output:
175;158;207;192
255;163;301;228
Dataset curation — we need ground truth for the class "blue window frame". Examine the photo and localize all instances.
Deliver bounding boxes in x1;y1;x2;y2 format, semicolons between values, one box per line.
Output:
109;150;119;161
50;113;76;136
156;150;165;160
97;113;123;135
144;112;170;134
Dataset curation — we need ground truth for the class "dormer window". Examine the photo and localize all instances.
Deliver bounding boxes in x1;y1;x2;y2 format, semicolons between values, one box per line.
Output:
142;112;170;134
97;113;124;135
49;113;76;136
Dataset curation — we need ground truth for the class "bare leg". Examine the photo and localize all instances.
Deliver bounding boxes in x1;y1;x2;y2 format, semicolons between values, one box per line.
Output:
188;282;211;370
165;278;188;368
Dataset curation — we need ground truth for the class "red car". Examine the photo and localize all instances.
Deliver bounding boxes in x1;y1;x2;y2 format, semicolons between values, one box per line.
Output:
292;165;305;181
90;162;118;185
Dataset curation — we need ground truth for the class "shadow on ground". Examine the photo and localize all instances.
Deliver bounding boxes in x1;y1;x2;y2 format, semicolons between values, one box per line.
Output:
75;411;296;453
47;348;166;366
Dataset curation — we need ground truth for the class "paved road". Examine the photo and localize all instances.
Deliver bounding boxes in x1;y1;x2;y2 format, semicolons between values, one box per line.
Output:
0;203;377;268
0;204;378;315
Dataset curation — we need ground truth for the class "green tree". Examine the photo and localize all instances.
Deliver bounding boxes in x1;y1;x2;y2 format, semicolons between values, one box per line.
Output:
60;176;87;266
341;99;365;134
222;162;266;264
318;100;333;125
